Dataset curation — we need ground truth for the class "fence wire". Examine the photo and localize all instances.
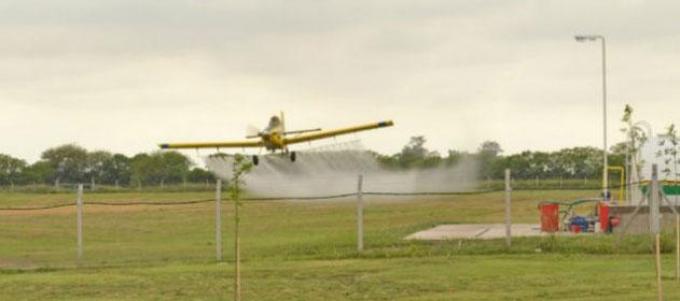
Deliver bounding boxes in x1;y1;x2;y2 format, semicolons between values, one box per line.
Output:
0;178;673;273
0;191;504;211
0;180;663;212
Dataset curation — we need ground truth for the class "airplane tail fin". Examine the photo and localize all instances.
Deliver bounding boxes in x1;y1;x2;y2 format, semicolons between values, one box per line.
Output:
280;111;286;133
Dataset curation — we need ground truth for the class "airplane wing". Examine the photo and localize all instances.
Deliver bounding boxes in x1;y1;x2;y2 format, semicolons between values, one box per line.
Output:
159;140;263;149
284;120;393;145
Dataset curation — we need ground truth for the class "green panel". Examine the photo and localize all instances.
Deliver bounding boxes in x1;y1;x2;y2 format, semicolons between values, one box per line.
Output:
640;183;680;196
665;184;680;195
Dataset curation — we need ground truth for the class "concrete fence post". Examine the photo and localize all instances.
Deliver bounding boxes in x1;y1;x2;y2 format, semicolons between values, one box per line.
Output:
676;214;680;282
215;179;223;261
76;184;84;264
651;164;660;235
656;233;664;301
650;164;663;301
357;174;364;252
505;169;512;248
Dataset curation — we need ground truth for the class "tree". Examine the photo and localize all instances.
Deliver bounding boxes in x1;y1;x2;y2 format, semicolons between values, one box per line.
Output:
395;136;441;168
658;124;679;180
477;141;503;179
491;147;604;180
554;147;602;179
398;136;428;168
130;153;152;188
0;154;27;189
621;104;648;182
187;167;215;183
85;150;113;189
478;141;503;157
158;151;192;186
41;144;88;185
445;150;470;167
371;151;399;169
20;161;54;185
129;151;192;187
101;154;131;186
610;142;628;156
227;154;253;301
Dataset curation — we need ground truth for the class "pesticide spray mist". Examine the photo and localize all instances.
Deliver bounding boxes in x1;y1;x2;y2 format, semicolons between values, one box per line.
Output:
205;141;479;198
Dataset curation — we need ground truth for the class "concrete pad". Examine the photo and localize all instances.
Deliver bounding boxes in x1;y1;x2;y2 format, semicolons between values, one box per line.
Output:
405;224;543;240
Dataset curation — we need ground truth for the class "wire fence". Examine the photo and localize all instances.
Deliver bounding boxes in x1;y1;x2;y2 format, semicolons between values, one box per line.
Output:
0;172;677;271
0;180;651;212
0;178;626;197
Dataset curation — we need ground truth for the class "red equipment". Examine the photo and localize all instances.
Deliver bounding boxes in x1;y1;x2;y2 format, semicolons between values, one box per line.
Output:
539;203;560;232
598;202;609;232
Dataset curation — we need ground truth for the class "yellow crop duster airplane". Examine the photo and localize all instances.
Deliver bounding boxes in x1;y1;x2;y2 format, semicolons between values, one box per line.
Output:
159;113;394;165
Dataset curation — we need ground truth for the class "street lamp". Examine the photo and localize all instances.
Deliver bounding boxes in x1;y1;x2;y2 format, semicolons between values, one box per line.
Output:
575;34;608;201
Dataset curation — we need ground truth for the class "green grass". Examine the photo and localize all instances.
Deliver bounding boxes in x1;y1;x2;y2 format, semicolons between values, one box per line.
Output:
1;255;677;301
0;189;677;300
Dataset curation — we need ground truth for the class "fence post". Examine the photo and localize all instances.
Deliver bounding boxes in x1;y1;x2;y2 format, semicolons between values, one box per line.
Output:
234;183;241;301
505;169;512;248
651;164;660;235
656;233;664;301
650;164;663;301
676;213;679;282
215;179;222;261
76;184;84;264
357;174;364;252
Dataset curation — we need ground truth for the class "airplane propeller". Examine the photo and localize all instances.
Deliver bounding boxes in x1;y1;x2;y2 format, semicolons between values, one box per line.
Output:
246;124;261;139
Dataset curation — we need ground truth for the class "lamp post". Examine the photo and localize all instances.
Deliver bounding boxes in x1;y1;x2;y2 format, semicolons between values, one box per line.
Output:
575;34;608;200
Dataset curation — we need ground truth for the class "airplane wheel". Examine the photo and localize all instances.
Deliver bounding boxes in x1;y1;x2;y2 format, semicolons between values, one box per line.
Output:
290;151;296;162
252;155;259;166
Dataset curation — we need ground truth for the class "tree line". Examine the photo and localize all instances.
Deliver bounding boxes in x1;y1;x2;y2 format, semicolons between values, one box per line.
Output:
0;138;626;189
0;144;214;188
375;136;625;180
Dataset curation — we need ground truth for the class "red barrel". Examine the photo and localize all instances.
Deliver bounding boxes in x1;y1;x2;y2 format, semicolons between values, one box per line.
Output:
599;202;609;232
539;203;560;232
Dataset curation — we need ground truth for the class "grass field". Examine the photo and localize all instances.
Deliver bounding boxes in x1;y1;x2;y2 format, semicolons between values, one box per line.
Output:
0;189;677;300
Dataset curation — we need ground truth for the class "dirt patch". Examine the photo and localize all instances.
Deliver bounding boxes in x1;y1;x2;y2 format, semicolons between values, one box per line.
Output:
0;202;209;217
0;258;38;270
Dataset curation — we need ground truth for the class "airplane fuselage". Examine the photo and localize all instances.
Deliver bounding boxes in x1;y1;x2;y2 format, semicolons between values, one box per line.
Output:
261;131;286;151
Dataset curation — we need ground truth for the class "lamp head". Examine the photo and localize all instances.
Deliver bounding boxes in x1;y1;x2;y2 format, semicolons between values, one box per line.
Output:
575;35;600;42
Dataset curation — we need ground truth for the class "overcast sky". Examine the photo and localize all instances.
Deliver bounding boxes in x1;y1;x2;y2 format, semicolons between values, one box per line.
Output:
2;0;680;163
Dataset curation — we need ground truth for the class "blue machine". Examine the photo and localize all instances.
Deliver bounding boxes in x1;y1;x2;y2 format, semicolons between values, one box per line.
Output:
569;216;589;232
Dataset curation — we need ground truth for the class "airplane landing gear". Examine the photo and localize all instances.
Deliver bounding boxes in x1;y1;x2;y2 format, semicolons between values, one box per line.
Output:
252;155;259;166
290;151;296;162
